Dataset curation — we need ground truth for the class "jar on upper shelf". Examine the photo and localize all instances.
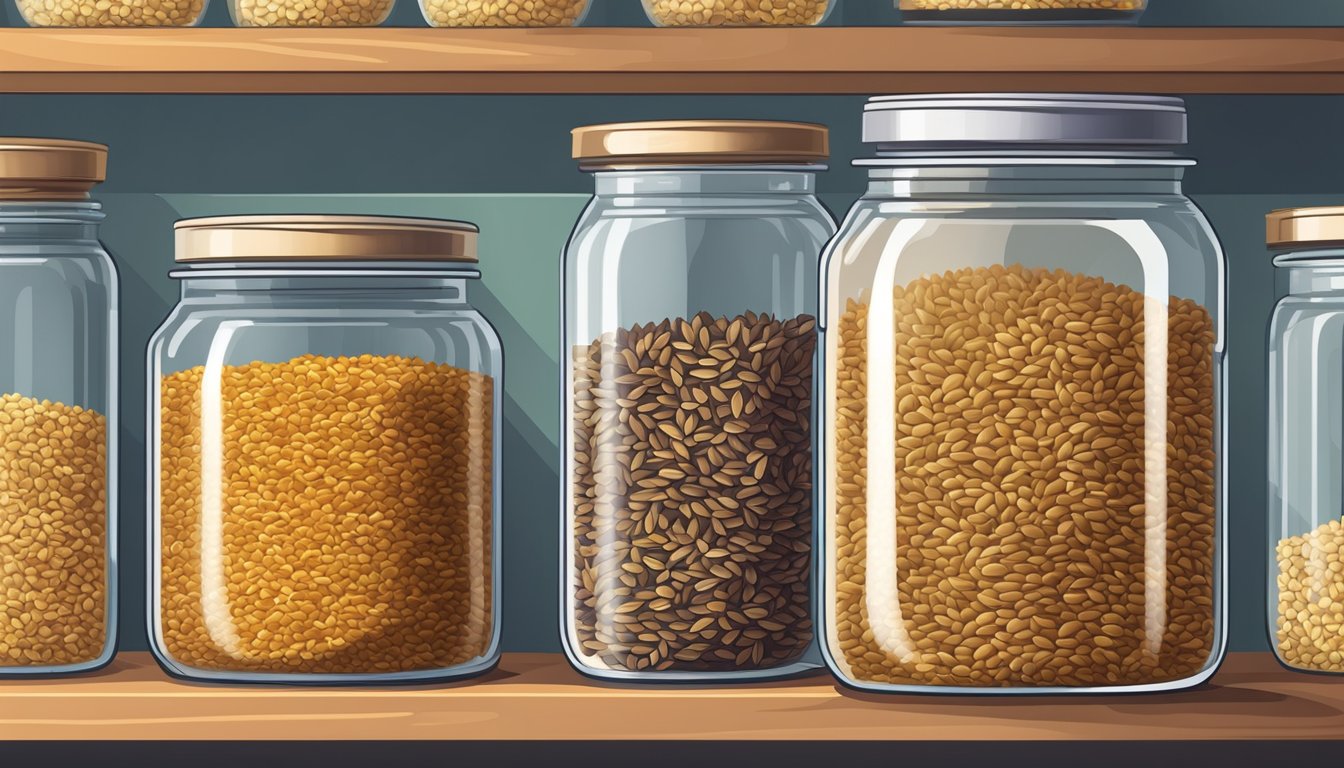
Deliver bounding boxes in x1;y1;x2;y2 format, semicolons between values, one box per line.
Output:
899;0;1146;24
0;138;118;677
148;215;502;684
420;0;590;27
13;0;207;26
643;0;834;27
1267;207;1344;675
820;94;1226;693
229;0;393;26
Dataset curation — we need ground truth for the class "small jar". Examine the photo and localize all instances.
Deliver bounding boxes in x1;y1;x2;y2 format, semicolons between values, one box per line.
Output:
0;138;117;676
643;0;832;26
562;120;836;681
13;0;207;26
148;216;501;684
230;0;391;26
421;0;589;27
821;95;1225;693
1267;207;1344;675
899;0;1145;24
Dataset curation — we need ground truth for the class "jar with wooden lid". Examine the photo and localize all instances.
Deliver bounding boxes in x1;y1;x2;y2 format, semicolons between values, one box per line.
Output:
562;120;836;681
0;138;118;676
148;215;502;684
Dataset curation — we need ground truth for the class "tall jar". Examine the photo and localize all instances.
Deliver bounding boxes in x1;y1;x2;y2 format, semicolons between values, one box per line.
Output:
562;121;835;681
0;138;117;676
1267;207;1344;675
148;215;501;684
821;95;1226;693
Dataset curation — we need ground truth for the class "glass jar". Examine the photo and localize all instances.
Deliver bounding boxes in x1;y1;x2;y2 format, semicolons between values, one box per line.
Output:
148;215;501;684
0;138;117;676
1267;207;1344;675
562;121;835;681
230;0;391;26
899;0;1145;24
421;0;589;27
13;0;207;26
820;94;1226;693
643;0;832;26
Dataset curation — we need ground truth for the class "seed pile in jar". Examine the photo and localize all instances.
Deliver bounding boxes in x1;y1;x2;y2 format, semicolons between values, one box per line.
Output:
571;312;815;672
421;0;588;26
832;264;1217;687
234;0;393;26
900;0;1142;12
0;393;107;668
646;0;829;26
159;354;494;675
15;0;205;26
1276;518;1344;672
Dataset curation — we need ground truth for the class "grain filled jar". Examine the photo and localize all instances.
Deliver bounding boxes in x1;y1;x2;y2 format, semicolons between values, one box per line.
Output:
563;121;836;681
899;0;1146;24
0;139;118;677
420;0;589;26
643;0;833;26
148;215;501;684
13;0;207;26
1267;207;1344;675
229;0;391;26
821;94;1226;693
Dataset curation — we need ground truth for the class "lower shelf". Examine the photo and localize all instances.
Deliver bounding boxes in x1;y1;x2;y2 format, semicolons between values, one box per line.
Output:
0;652;1338;741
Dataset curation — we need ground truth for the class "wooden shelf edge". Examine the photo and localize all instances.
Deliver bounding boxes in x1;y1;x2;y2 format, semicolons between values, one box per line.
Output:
0;652;1341;741
0;27;1341;93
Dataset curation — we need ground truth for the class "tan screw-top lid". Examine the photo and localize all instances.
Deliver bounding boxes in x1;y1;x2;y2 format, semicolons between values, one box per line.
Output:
0;138;107;200
572;120;829;168
1268;207;1344;248
174;215;480;263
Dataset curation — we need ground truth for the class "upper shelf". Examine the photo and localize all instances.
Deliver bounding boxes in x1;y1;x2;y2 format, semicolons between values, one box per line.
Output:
0;27;1343;94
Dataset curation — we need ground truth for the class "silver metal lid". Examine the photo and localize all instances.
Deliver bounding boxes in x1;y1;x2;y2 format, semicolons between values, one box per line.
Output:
862;94;1188;147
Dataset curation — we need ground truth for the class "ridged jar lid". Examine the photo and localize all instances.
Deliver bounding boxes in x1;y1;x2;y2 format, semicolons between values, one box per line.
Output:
572;120;829;168
862;94;1189;147
0;137;107;200
174;215;479;263
1267;207;1344;248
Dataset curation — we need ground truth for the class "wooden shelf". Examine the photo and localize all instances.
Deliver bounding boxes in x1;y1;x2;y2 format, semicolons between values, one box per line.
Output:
0;652;1340;741
0;27;1342;94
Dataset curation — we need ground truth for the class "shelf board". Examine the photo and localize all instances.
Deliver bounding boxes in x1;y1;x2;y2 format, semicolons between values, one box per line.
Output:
0;27;1342;94
0;652;1340;741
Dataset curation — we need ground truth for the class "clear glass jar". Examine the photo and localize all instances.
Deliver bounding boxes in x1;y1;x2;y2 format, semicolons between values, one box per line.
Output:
820;94;1226;693
0;138;117;676
562;121;835;681
148;215;501;684
421;0;589;27
1267;207;1344;675
899;0;1145;24
13;0;207;26
230;0;391;26
643;0;832;26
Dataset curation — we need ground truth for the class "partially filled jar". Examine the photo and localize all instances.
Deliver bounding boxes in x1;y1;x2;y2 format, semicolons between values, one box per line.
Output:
821;94;1225;693
643;0;832;26
0;138;117;676
563;121;836;680
148;215;501;684
421;0;589;26
1268;207;1344;674
899;0;1146;24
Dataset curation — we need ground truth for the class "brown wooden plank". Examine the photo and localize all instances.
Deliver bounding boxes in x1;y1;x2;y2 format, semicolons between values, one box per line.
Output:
0;28;1340;93
0;652;1340;741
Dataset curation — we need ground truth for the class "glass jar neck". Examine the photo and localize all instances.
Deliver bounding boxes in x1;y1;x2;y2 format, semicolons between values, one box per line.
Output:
0;201;104;241
177;267;475;306
860;161;1188;198
1275;251;1344;296
591;167;819;199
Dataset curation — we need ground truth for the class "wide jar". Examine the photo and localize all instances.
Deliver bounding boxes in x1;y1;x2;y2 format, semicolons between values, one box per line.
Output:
821;94;1226;693
0;138;117;676
230;0;392;26
643;0;832;26
899;0;1146;24
148;215;501;684
13;0;207;26
562;120;835;681
421;0;589;26
1267;207;1344;675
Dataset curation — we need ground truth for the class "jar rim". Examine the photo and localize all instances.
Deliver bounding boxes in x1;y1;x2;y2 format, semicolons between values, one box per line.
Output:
174;215;480;264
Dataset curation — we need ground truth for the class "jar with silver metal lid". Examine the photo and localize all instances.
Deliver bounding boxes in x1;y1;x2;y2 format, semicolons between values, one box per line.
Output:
820;94;1226;693
147;215;501;684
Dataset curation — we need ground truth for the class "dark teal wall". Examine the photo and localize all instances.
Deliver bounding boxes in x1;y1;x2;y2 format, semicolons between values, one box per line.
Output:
0;0;1341;661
